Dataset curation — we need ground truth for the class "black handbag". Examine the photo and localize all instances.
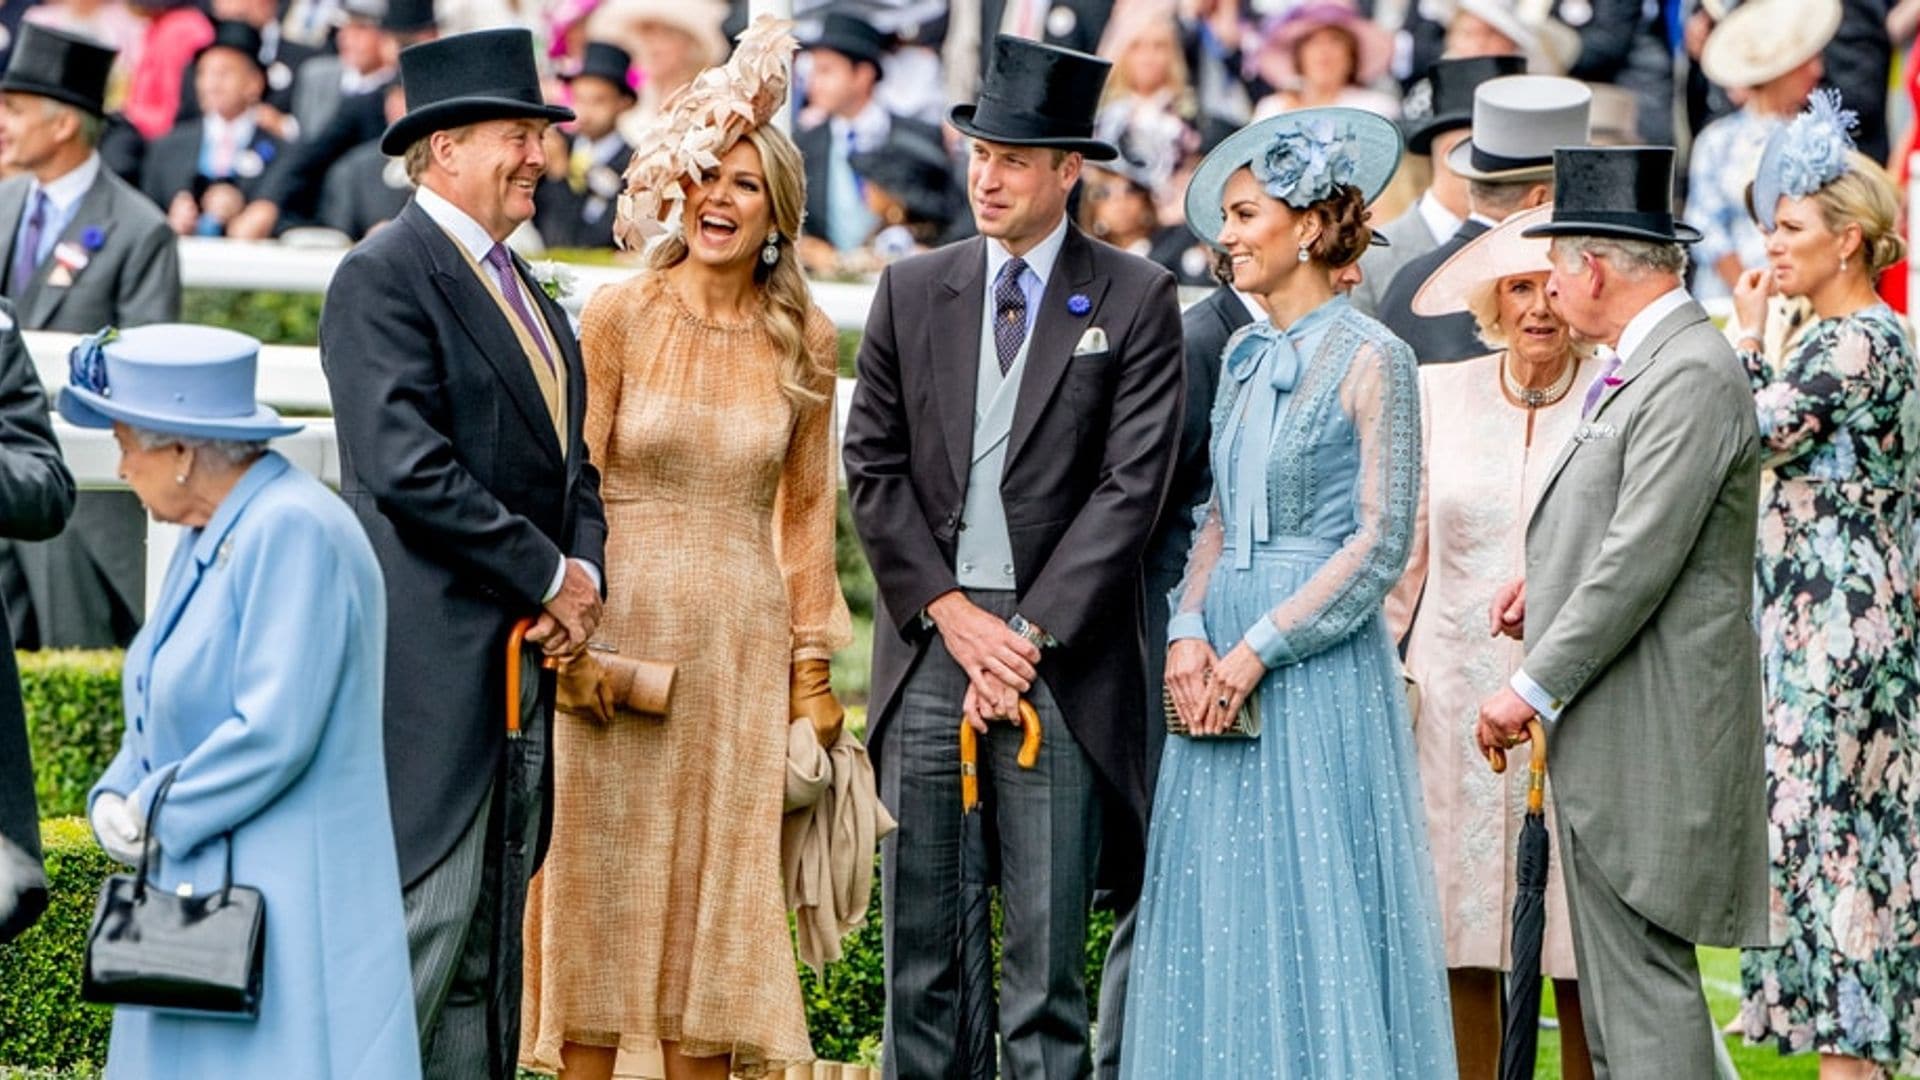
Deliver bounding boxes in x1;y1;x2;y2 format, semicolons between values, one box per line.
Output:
82;769;267;1018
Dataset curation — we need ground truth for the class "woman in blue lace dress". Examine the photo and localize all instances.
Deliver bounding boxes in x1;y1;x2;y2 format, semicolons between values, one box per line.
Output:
1120;109;1454;1077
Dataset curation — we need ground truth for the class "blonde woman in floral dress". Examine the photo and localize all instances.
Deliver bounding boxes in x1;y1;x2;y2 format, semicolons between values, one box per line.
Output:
520;21;850;1080
1731;92;1920;1080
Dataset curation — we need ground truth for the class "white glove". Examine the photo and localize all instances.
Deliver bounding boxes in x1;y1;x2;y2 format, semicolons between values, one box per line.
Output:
91;793;146;866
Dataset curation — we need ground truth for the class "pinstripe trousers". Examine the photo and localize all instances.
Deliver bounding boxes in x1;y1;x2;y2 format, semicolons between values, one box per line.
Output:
403;652;545;1080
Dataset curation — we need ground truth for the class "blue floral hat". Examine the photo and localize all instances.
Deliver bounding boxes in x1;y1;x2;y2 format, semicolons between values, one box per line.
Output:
1751;89;1857;233
1184;108;1403;249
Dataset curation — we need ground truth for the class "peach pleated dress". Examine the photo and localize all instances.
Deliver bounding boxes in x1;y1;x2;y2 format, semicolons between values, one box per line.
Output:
521;270;851;1076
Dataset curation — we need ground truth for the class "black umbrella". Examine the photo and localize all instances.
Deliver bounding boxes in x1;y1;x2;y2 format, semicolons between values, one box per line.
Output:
489;618;555;1077
955;701;1043;1079
1488;718;1549;1080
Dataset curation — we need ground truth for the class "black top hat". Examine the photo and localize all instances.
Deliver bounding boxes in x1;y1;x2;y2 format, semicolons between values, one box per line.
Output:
1405;54;1525;155
382;0;437;36
565;41;637;100
851;127;957;226
804;11;889;72
948;35;1117;160
382;28;573;154
1;23;115;117
1522;146;1703;245
196;20;267;74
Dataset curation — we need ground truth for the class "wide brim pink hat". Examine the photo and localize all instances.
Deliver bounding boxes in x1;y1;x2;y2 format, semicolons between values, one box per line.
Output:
1412;204;1555;316
1257;1;1394;88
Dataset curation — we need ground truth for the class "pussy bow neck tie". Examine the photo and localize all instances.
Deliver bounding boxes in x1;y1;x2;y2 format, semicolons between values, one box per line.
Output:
1222;321;1305;569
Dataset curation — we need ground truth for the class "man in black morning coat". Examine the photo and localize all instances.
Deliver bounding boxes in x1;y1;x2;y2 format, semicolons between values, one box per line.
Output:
318;28;604;1078
843;34;1183;1080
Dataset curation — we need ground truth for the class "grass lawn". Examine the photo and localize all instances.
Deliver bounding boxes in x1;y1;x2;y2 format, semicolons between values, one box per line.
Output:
1531;948;1911;1079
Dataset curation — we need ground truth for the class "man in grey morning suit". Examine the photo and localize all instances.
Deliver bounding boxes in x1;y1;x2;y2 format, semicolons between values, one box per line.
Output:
843;35;1183;1080
0;23;179;651
1477;146;1768;1079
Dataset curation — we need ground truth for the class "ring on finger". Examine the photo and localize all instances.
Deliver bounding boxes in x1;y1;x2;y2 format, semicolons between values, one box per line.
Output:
1215;695;1230;710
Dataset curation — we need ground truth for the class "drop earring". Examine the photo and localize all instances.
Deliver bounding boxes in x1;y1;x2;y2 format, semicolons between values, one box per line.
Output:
1841;255;1850;271
762;232;780;266
1296;243;1310;264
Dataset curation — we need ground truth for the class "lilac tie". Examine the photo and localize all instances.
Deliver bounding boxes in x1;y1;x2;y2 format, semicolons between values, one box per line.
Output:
994;257;1029;375
11;191;46;299
485;243;554;373
1580;349;1623;419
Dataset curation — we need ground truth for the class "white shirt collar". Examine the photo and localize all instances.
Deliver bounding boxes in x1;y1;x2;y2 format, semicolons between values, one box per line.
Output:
413;183;499;264
1416;190;1462;247
1615;286;1693;363
829;100;892;154
35;153;100;214
574;130;625;163
202;109;258;148
984;213;1069;292
1234;288;1266;322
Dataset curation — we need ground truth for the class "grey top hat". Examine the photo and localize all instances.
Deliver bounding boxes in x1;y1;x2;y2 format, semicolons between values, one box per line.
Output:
1445;75;1591;183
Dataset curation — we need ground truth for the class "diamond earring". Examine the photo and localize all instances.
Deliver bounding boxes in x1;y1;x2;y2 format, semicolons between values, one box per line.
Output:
762;233;780;266
1296;244;1310;264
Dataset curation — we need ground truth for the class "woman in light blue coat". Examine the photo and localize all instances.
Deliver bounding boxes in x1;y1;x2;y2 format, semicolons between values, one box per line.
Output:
66;324;419;1079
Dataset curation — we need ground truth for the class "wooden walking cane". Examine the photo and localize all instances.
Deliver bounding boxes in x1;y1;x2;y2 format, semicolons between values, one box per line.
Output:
506;617;562;739
959;699;1043;812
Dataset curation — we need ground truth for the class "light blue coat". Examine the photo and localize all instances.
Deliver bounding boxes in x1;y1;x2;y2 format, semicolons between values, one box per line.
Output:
90;452;420;1080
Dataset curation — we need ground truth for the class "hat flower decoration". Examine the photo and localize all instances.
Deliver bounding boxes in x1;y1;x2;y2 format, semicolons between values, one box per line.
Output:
614;15;797;249
1753;88;1858;232
1256;116;1362;209
1777;89;1856;203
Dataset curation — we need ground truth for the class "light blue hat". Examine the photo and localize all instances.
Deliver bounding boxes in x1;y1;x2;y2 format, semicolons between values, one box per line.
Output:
1184;107;1403;249
1751;89;1857;233
56;324;304;441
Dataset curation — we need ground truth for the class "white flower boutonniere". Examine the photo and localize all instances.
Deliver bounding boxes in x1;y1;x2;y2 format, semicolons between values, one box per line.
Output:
533;260;577;302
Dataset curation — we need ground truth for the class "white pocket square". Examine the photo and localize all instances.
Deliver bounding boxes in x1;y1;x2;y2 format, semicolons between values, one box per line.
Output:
1574;422;1618;443
1073;327;1108;355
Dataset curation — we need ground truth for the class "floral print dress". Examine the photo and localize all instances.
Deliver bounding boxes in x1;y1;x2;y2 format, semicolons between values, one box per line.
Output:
1736;303;1920;1071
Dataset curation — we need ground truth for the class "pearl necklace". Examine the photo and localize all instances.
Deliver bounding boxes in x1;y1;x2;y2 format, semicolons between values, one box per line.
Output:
1500;351;1576;409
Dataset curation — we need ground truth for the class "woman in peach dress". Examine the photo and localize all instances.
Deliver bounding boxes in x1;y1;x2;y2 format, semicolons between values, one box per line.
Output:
521;22;849;1080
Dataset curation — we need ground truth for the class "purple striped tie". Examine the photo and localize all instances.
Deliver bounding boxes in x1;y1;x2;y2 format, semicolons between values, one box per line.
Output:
485;243;554;373
10;191;46;299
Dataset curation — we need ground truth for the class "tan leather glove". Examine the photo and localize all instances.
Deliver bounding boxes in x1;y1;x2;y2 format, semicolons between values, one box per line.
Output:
790;658;844;748
557;650;675;723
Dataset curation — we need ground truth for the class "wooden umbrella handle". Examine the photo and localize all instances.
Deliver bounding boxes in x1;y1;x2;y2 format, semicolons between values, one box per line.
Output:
506;617;561;738
959;699;1045;812
1486;717;1549;812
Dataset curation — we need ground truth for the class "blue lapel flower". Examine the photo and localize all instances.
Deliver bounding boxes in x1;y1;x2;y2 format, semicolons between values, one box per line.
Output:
79;226;105;253
1067;293;1091;316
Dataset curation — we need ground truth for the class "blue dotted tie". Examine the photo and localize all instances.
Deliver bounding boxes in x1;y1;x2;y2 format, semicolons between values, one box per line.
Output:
994;257;1028;376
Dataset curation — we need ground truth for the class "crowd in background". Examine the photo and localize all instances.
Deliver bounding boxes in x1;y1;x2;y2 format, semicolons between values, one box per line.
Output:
0;0;1908;299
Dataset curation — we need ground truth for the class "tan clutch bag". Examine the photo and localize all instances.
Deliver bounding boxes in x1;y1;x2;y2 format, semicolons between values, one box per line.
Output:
556;645;676;723
1162;685;1261;738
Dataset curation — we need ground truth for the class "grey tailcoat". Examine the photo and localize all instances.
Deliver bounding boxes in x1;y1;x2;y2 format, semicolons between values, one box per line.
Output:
1522;298;1769;947
1349;204;1440;318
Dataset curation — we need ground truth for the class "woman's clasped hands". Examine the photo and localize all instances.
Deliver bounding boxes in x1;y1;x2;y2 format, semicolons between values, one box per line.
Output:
1166;638;1266;735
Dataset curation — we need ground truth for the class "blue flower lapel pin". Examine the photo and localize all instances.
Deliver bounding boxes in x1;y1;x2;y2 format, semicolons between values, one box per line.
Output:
1067;293;1091;316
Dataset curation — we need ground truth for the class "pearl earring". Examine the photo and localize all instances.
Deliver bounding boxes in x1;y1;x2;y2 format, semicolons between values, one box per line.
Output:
1296;244;1310;264
1841;256;1850;271
174;474;187;486
762;232;780;266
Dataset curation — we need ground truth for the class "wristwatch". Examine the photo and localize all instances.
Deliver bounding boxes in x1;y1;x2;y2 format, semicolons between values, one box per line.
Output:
1008;614;1057;650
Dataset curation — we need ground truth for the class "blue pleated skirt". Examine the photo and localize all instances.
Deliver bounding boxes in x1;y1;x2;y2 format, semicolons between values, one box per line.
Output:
1120;547;1456;1078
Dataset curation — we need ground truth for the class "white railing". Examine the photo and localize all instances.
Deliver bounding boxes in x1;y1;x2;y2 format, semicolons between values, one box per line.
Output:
175;237;883;330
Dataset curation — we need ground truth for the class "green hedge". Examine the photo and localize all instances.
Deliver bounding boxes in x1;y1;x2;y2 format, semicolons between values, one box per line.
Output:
21;651;122;820
0;817;115;1072
7;649;1114;1072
